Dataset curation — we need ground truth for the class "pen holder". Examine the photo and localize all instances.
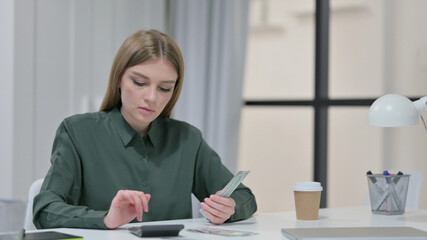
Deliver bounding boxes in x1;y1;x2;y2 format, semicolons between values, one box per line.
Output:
367;174;410;215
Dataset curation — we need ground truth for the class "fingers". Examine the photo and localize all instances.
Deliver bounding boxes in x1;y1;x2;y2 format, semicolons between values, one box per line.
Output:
133;192;150;221
137;192;149;212
117;190;150;208
107;190;151;227
125;191;150;220
131;193;143;221
201;195;236;225
211;195;236;208
201;204;225;224
145;193;151;202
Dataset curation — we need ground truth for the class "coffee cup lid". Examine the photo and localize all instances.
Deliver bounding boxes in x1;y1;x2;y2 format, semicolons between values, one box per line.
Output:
293;182;323;191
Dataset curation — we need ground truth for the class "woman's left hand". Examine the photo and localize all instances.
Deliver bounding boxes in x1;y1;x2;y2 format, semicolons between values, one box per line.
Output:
201;192;236;224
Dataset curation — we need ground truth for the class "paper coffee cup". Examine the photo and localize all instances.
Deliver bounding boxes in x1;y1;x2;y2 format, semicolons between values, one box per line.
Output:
293;182;322;220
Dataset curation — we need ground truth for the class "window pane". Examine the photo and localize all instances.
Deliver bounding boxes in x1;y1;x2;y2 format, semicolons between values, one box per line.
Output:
329;0;427;98
243;0;314;100
387;0;427;96
237;107;313;213
328;107;383;207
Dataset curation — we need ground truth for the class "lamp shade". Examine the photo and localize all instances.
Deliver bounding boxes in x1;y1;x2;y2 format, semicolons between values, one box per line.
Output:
368;94;419;127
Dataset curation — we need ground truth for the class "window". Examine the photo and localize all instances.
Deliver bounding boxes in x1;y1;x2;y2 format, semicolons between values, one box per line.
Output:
238;0;427;213
239;0;315;213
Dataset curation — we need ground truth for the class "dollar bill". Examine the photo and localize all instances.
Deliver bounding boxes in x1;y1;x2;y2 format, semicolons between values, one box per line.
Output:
217;170;250;197
187;227;258;236
200;171;250;219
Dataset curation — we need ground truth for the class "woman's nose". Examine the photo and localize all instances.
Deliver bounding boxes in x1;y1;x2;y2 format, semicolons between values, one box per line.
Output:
144;87;157;102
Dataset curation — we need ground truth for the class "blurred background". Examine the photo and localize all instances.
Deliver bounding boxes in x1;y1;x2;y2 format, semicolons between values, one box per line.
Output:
1;0;427;214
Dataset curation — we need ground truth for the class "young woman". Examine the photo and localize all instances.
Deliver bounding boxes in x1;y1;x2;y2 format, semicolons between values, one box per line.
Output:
33;30;257;229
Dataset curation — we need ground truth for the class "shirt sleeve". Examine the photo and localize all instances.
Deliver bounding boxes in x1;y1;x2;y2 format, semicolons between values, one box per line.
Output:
192;137;257;222
33;121;108;229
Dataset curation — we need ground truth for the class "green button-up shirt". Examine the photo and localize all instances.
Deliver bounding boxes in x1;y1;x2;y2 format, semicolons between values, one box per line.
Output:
33;107;257;229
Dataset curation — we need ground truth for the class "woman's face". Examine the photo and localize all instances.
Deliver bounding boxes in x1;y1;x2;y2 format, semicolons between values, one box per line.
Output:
120;58;177;135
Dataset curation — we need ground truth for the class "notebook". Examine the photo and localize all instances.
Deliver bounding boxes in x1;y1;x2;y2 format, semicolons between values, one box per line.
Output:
281;227;427;240
24;231;83;240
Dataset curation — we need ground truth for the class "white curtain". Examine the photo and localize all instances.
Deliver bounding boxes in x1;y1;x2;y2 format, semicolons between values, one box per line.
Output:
170;0;249;172
169;0;249;217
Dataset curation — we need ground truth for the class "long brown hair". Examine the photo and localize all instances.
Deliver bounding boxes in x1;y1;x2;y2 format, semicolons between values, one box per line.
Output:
99;30;184;118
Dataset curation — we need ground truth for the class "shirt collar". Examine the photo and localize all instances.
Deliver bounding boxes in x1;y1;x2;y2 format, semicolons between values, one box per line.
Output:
146;117;160;147
108;106;160;147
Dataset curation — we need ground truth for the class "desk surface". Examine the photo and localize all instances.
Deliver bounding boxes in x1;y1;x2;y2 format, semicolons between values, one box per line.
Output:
31;206;427;239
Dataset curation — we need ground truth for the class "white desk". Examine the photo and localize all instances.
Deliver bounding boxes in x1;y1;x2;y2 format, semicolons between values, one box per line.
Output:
30;206;427;239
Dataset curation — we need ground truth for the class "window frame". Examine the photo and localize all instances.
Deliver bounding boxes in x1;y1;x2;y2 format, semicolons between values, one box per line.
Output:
243;0;423;208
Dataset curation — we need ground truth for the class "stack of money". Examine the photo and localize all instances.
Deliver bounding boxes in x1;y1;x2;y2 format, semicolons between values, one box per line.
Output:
218;171;250;197
200;170;250;219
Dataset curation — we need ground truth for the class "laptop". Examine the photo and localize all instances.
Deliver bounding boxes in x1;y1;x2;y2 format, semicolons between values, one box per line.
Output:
281;227;427;240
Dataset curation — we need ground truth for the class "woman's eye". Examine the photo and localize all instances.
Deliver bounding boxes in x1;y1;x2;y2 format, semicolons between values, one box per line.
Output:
132;79;145;87
159;87;172;92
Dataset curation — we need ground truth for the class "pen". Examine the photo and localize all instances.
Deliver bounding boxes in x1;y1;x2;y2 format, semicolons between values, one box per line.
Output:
367;171;388;211
372;170;393;211
367;170;384;195
393;171;403;184
389;171;404;212
366;171;377;184
384;170;404;212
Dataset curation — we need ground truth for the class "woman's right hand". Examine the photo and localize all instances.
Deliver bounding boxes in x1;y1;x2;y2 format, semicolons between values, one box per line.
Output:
103;190;151;229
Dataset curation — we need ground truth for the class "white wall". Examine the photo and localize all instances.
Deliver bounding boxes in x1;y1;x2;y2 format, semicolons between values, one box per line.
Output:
3;0;167;200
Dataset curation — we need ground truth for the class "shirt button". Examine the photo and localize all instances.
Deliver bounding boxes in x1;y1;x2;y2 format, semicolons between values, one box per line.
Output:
142;181;147;187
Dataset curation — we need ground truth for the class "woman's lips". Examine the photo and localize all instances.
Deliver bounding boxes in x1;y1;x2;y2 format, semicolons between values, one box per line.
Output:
139;107;155;114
